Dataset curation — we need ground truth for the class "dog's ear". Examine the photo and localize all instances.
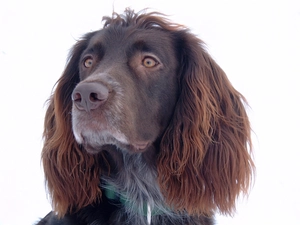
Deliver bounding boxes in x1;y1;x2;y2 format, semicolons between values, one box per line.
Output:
42;32;104;217
158;31;255;216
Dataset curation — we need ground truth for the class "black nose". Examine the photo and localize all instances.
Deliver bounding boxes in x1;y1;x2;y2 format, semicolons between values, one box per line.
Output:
72;82;109;112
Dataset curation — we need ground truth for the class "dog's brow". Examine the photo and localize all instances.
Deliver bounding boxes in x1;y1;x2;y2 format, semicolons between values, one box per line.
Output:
129;40;163;59
132;40;151;52
85;42;104;55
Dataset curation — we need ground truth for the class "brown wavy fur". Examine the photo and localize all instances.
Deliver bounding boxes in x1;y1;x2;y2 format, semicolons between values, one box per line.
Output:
158;30;254;216
42;8;254;218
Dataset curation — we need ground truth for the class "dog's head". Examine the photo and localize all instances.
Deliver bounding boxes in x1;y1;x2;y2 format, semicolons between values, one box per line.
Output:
70;17;180;154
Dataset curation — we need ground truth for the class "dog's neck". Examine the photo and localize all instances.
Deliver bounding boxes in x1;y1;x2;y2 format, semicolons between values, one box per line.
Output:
100;145;173;224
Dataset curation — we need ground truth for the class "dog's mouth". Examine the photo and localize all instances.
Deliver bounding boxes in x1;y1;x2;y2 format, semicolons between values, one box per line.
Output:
83;141;150;155
132;141;149;151
77;131;150;154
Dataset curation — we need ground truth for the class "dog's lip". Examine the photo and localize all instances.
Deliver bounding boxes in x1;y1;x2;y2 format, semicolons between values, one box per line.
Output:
132;141;149;150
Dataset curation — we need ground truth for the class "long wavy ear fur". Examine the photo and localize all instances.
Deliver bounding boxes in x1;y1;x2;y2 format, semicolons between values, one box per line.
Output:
42;32;104;217
158;31;255;216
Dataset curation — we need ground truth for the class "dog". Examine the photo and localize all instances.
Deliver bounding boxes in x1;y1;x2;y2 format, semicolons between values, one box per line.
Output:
37;8;254;225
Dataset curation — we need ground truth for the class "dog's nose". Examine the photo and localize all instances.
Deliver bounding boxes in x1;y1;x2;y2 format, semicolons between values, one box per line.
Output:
72;82;109;112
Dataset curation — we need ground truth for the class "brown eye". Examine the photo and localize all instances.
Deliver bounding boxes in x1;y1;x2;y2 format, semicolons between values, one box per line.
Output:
84;58;93;68
142;57;158;68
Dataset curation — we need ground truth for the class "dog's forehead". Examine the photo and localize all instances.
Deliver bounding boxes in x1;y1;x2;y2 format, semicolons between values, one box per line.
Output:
87;27;175;56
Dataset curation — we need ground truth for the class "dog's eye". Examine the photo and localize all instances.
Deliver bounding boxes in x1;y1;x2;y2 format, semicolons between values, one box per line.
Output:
142;57;158;68
84;57;93;68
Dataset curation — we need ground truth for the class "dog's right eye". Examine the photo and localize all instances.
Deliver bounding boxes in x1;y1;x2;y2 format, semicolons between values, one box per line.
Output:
83;57;93;68
142;56;159;68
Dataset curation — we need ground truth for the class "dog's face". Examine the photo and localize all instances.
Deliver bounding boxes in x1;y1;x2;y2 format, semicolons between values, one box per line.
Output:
71;27;179;154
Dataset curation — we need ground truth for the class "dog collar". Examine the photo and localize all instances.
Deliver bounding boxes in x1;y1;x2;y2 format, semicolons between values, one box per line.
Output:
104;185;163;223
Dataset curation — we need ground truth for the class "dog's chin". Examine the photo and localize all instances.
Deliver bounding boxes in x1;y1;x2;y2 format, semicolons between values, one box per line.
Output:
81;139;150;155
78;135;123;154
74;129;151;154
82;142;124;155
81;142;104;154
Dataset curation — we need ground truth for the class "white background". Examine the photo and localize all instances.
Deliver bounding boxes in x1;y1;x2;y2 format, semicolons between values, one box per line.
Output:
0;0;299;224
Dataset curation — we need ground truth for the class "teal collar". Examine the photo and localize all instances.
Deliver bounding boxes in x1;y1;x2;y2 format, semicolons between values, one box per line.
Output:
104;185;163;217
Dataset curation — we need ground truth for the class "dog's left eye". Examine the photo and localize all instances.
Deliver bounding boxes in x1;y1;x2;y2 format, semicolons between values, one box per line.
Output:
84;57;93;68
142;57;158;68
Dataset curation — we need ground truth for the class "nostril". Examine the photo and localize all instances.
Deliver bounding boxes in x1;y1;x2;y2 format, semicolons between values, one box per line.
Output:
90;92;105;102
90;93;97;102
72;92;82;102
